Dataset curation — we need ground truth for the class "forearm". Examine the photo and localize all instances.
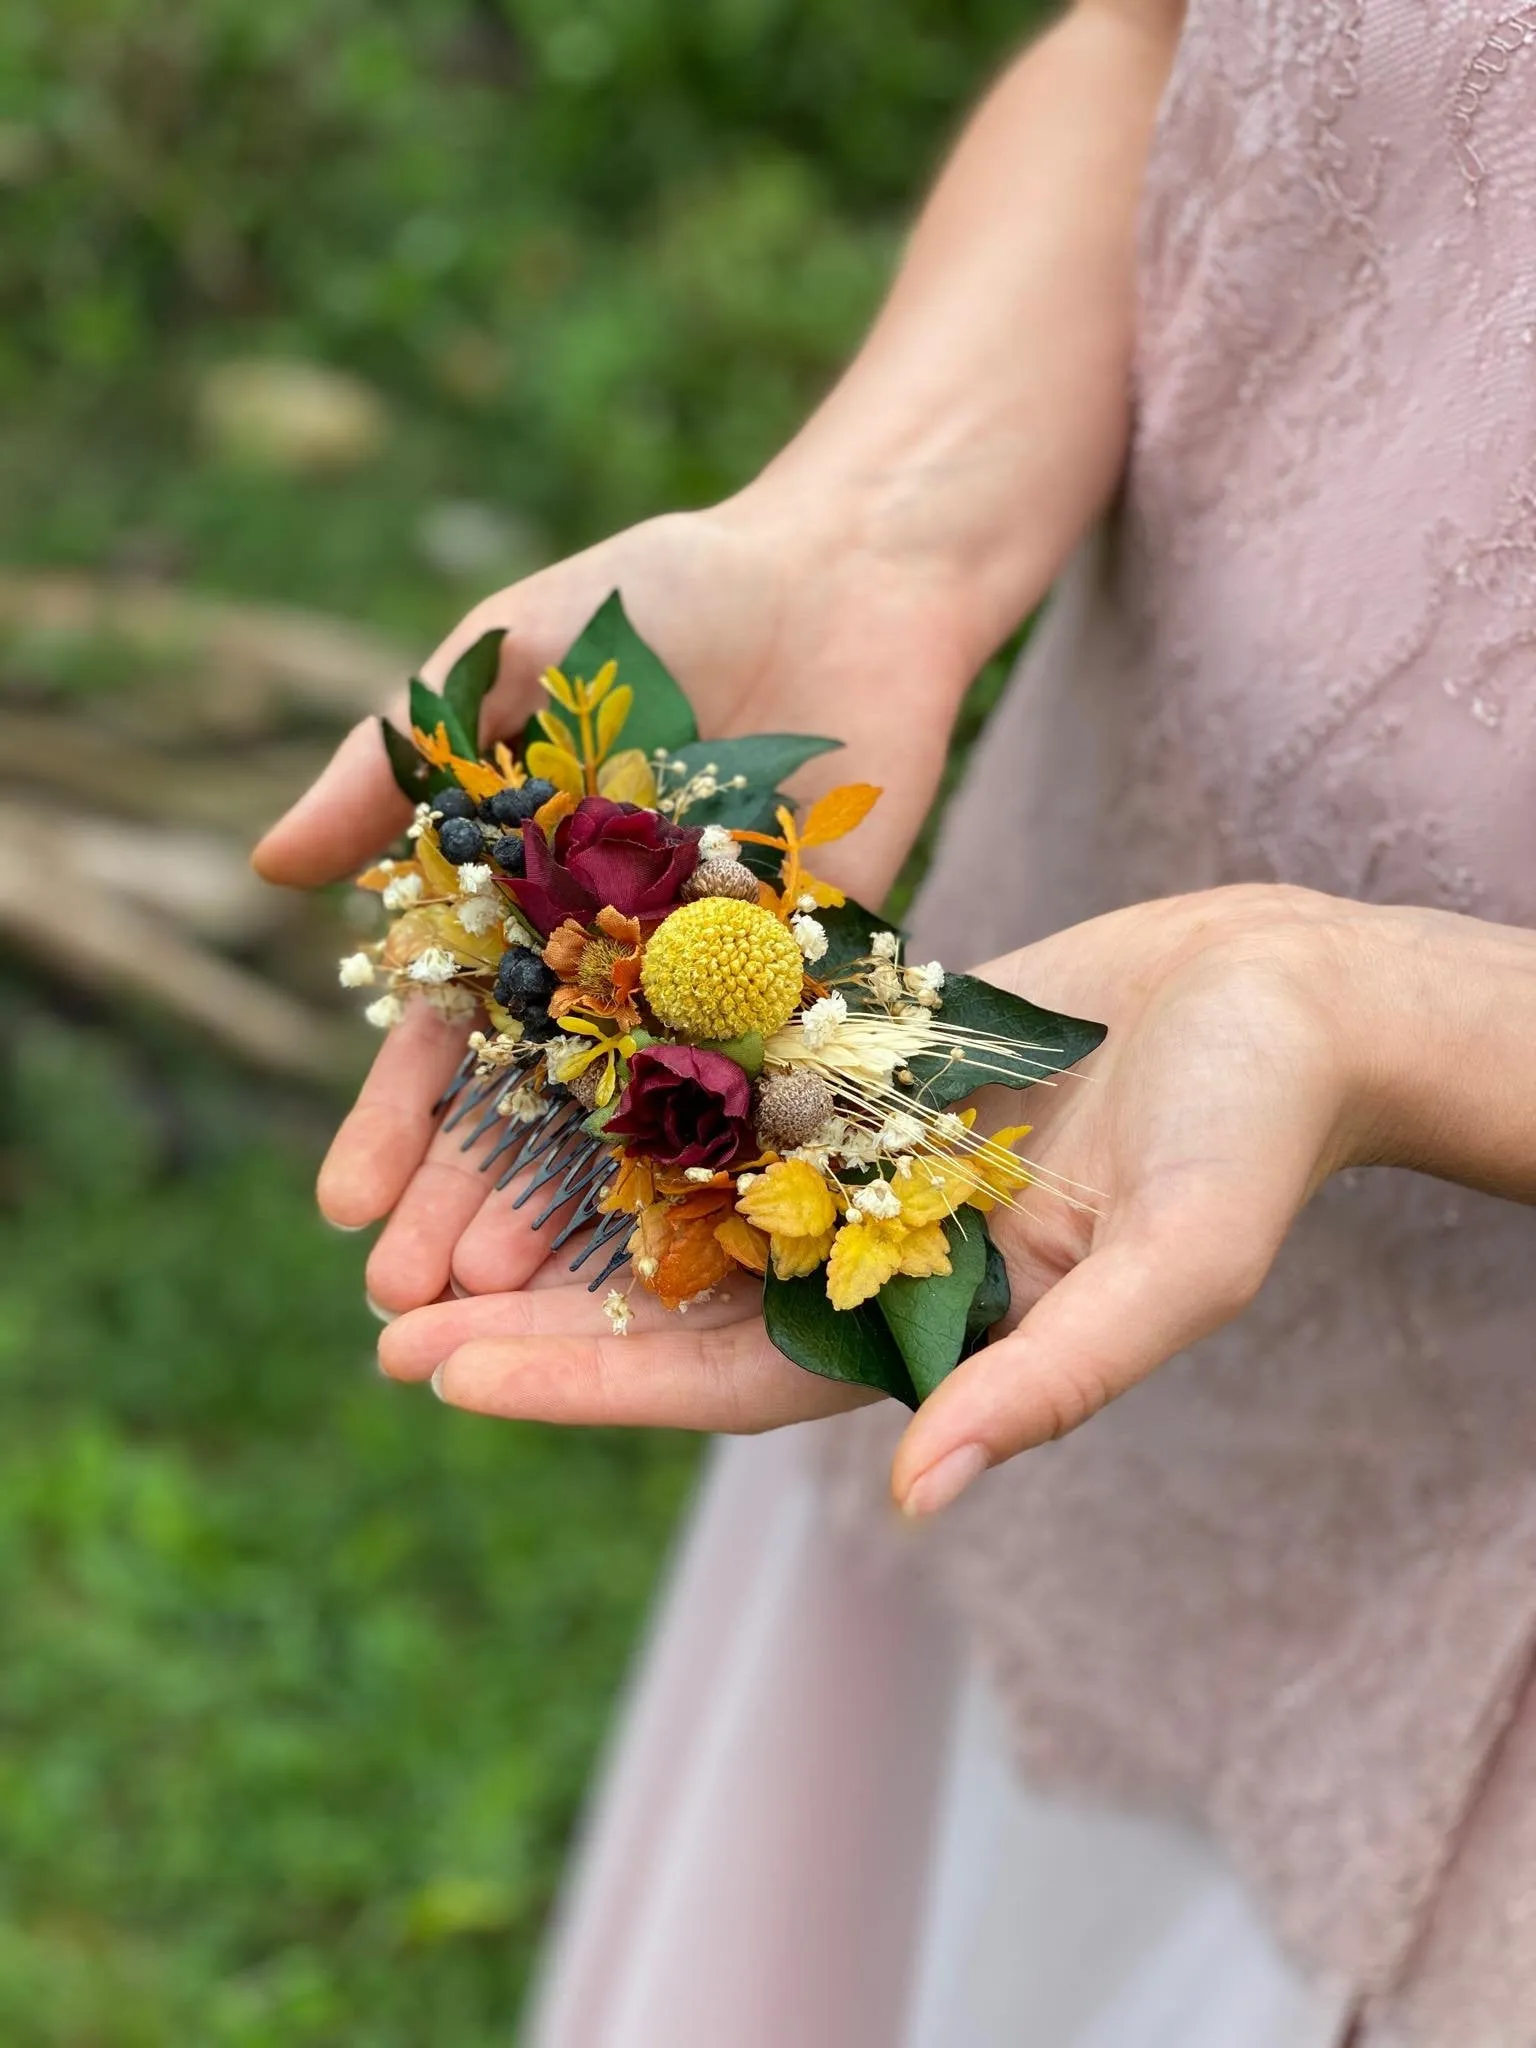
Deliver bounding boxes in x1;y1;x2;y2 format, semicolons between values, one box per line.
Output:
1359;907;1536;1204
755;0;1185;669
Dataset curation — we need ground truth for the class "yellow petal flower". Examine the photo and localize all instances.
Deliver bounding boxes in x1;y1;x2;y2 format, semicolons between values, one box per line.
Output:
735;1159;838;1239
895;1220;954;1279
536;706;578;754
826;1218;904;1310
584;659;619;707
962;1124;1033;1212
770;1226;836;1281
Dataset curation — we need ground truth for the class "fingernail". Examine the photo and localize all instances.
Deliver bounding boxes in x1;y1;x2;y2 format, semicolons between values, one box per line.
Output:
325;1217;368;1235
430;1361;449;1402
900;1443;989;1520
365;1293;396;1325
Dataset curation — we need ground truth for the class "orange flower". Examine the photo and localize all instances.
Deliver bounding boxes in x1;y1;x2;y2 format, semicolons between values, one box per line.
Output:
542;906;646;1028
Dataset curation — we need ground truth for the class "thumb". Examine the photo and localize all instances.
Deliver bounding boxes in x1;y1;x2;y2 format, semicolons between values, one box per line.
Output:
890;1187;1286;1518
251;709;411;888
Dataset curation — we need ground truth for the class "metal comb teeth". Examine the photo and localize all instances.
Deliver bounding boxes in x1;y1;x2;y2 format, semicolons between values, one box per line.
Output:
435;1054;630;1291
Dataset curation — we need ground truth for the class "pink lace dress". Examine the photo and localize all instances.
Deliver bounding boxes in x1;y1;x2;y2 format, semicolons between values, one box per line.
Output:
532;7;1536;2043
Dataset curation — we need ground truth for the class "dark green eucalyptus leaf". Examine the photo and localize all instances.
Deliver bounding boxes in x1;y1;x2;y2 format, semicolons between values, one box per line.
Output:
762;1268;918;1408
875;1212;989;1402
559;590;698;759
379;717;433;801
409;675;476;761
810;897;909;984
962;1231;1011;1360
441;629;504;751
905;973;1107;1107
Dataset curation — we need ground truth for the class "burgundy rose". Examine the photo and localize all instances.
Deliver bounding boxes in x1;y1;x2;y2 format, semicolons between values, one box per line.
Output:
604;1045;755;1171
507;797;700;936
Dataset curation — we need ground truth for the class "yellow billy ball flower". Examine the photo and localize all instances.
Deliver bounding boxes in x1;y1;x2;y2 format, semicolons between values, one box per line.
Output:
641;897;805;1041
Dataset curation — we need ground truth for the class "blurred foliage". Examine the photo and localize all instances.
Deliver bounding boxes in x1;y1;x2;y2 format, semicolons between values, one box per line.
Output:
0;0;1038;636
0;0;1052;2036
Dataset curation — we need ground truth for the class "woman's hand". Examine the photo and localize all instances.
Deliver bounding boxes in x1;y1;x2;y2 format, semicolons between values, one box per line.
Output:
254;482;981;1308
375;885;1536;1514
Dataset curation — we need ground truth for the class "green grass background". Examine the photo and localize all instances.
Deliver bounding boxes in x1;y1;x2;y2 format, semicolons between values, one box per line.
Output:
0;3;1049;2036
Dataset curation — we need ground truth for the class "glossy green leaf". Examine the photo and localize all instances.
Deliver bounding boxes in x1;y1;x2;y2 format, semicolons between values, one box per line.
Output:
408;675;476;761
905;973;1107;1106
441;629;504;751
961;1232;1011;1362
875;1212;989;1402
558;591;698;760
379;716;433;801
813;897;907;982
665;732;841;813
762;1267;918;1408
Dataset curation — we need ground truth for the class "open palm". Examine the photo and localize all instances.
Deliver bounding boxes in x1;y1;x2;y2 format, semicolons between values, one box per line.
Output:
254;489;980;1311
376;886;1377;1511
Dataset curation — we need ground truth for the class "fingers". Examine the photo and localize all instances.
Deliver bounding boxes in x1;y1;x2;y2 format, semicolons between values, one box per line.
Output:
891;1188;1281;1517
252;714;412;888
380;1286;877;1433
316;999;470;1231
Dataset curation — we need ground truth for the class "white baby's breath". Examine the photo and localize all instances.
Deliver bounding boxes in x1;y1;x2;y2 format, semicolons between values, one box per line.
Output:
382;871;424;911
698;825;740;862
870;930;900;960
337;951;375;988
851;1179;903;1221
456;862;494;895
603;1290;633;1337
790;913;828;963
799;990;848;1049
364;993;405;1029
876;1110;923;1154
406;946;459;985
455;894;503;937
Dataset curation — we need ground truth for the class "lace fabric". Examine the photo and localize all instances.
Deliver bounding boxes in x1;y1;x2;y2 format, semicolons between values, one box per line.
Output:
821;7;1536;2041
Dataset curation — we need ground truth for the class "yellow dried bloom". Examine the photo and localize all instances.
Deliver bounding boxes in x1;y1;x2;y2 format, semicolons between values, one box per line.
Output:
735;1159;840;1280
641;897;805;1041
735;1159;838;1239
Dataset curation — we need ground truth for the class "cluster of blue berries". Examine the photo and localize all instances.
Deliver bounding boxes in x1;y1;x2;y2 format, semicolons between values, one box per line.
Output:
432;779;555;876
493;945;558;1038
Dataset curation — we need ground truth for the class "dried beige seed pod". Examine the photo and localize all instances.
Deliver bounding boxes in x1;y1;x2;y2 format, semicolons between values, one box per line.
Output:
561;1061;604;1111
681;857;762;904
754;1067;835;1150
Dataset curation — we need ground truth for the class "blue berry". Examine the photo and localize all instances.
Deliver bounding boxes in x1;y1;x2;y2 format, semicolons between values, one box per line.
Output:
437;816;485;864
491;832;525;876
494;947;557;1015
488;779;557;826
432;787;477;821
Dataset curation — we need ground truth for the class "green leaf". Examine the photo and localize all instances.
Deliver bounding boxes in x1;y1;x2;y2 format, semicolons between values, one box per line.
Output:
762;1268;918;1408
441;629;504;751
379;717;433;801
875;1212;990;1402
962;1231;1011;1362
815;897;906;981
667;733;841;809
558;591;698;760
905;973;1107;1107
699;1030;763;1077
409;675;476;761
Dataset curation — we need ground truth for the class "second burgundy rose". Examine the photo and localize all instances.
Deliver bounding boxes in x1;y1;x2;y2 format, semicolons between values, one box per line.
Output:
603;1044;755;1170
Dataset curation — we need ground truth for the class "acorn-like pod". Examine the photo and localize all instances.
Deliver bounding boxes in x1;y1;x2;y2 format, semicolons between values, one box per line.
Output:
754;1067;835;1151
680;857;761;904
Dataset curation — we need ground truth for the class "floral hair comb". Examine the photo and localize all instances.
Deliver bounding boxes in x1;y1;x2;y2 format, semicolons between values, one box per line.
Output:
337;594;1106;1406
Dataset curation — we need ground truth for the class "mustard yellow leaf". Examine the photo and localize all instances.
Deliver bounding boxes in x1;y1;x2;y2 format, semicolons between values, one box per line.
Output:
539;665;579;713
536;707;577;755
524;742;585;798
415;832;461;899
769;1226;835;1281
797;870;846;909
798;782;882;849
895;1220;954;1279
583;659;620;707
736;1159;838;1239
448;756;510;803
715;1212;771;1276
595;684;633;759
826;1218;904;1311
893;1157;963;1230
596;747;657;806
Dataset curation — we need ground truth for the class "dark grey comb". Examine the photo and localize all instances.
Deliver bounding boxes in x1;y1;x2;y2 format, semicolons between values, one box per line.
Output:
434;1053;632;1290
